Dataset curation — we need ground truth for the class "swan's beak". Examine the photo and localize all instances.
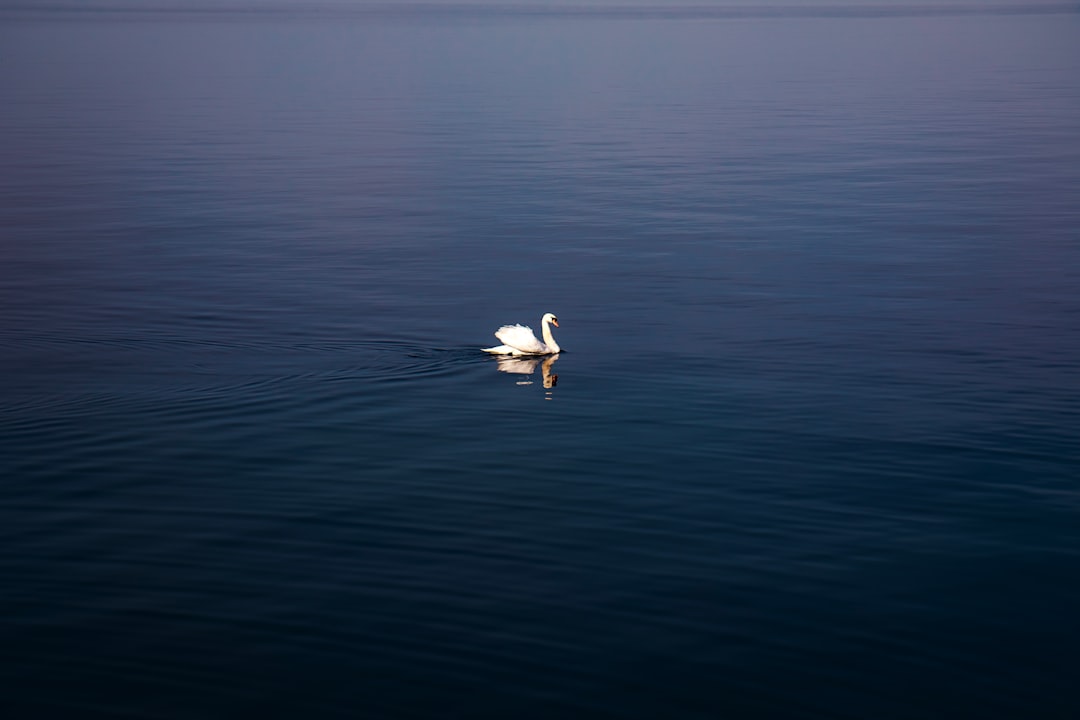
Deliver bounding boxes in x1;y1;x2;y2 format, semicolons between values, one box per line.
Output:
551;319;559;327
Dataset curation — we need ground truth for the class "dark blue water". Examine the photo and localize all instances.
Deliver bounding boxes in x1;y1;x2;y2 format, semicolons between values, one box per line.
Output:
3;4;1079;718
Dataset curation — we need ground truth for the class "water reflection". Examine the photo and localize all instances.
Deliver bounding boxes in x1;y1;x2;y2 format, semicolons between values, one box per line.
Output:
494;354;560;396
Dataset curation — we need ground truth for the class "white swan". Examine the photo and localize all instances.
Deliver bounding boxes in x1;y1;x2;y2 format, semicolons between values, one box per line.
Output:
482;313;561;355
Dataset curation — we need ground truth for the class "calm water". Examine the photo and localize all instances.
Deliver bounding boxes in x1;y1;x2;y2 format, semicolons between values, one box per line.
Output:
2;3;1079;718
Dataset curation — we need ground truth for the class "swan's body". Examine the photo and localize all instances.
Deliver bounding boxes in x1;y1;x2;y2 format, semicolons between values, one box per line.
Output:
482;313;561;355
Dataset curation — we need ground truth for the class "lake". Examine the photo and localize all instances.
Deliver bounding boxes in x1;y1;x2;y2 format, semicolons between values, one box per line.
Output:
2;3;1079;718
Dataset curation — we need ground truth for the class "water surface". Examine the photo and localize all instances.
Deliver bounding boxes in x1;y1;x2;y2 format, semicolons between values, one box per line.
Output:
2;4;1079;718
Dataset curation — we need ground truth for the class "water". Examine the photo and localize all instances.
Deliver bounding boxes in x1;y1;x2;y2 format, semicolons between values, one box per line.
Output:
2;3;1079;718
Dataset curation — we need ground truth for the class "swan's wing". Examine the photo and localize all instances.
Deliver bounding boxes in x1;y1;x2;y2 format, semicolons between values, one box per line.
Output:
494;324;546;354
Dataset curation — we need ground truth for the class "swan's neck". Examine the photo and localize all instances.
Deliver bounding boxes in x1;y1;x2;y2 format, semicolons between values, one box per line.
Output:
542;320;560;353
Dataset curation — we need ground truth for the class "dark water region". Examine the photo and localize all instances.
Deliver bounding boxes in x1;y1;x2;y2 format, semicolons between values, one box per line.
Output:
2;4;1080;719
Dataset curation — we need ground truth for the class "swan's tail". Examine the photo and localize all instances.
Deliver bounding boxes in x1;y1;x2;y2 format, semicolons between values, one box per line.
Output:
482;345;520;355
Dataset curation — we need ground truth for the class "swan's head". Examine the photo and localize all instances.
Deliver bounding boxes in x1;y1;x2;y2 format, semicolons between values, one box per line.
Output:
543;312;559;328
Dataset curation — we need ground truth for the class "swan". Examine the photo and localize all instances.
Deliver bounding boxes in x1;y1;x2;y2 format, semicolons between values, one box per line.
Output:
482;313;561;355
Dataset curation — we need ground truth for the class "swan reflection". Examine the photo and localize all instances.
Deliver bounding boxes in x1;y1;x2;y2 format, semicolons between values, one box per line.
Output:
494;353;559;394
